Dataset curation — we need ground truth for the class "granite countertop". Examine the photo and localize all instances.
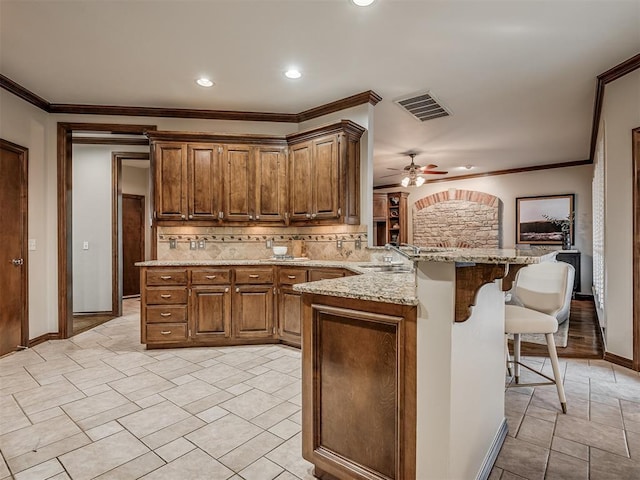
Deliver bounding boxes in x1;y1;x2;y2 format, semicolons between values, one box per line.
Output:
136;248;556;306
409;247;558;265
294;272;417;306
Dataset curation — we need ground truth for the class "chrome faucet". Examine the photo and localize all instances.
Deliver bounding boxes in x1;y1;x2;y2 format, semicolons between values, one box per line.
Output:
384;243;413;260
400;243;421;255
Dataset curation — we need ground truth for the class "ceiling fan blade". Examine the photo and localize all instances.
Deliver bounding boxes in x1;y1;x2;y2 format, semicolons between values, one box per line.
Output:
386;167;403;171
418;164;438;171
421;170;448;175
379;172;402;179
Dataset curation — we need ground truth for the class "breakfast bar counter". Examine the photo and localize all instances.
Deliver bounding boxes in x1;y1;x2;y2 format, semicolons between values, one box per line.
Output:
295;248;555;480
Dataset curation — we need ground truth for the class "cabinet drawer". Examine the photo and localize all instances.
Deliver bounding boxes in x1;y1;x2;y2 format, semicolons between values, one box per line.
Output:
146;288;188;305
146;269;188;286
309;269;346;282
146;305;187;323
235;268;274;284
146;323;188;343
279;268;308;285
191;269;231;285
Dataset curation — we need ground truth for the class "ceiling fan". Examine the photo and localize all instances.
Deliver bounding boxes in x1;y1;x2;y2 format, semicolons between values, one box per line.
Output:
380;153;448;187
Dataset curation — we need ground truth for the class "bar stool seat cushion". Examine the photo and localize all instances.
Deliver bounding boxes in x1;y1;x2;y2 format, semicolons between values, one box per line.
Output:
505;305;558;335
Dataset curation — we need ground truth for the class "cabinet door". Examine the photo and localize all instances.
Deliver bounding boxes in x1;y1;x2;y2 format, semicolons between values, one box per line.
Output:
187;144;222;220
223;144;253;222
233;285;274;338
278;286;302;346
373;193;387;221
154;143;187;220
313;135;340;219
191;286;232;340
289;142;313;221
254;146;287;223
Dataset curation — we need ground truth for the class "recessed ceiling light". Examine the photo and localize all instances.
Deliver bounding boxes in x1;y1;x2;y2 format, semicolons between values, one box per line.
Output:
196;78;214;87
462;165;474;170
284;69;302;79
352;0;375;6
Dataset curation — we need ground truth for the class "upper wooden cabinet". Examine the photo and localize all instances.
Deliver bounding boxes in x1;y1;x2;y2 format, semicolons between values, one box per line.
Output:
154;143;187;220
223;144;287;223
154;142;222;221
148;120;364;226
287;120;364;225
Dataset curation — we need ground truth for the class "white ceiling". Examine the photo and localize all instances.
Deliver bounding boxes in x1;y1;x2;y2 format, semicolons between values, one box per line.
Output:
1;0;638;185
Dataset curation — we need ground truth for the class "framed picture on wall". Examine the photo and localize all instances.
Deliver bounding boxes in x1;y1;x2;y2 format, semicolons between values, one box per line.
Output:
516;194;575;245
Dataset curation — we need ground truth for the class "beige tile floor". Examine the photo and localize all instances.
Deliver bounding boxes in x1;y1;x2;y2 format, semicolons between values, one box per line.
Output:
1;299;640;480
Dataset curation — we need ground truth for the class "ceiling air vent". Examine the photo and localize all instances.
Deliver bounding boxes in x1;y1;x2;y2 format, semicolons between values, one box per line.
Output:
394;91;451;122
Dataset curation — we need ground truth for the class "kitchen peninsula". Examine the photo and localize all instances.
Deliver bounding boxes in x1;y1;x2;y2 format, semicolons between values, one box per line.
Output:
294;248;556;480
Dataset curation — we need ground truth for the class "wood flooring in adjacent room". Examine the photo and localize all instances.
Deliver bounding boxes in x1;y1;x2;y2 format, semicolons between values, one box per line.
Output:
519;298;604;359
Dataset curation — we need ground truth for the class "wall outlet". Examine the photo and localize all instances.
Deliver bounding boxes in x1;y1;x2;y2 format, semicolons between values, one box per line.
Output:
355;238;361;250
336;239;343;249
198;239;206;249
169;238;177;249
189;240;197;250
82;241;89;250
28;239;36;251
266;239;272;248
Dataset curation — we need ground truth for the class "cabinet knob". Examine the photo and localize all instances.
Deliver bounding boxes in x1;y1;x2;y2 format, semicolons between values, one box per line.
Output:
181;214;186;219
225;288;229;293
311;213;317;219
235;287;240;293
249;215;254;220
189;214;193;219
306;214;311;219
255;215;260;220
218;211;224;219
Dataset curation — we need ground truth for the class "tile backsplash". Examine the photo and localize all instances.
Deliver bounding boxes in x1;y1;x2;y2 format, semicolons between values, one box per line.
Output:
156;225;370;261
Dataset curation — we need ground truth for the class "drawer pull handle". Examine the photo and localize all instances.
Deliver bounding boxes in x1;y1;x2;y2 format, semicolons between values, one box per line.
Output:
160;312;172;317
160;330;172;335
249;274;260;278
287;275;297;279
160;294;172;299
205;275;217;279
160;275;172;280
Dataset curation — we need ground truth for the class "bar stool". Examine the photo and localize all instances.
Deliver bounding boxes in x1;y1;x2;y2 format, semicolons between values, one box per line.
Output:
505;261;575;414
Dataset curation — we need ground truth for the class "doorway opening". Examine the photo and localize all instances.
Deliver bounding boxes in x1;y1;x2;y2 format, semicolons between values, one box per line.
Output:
58;123;157;338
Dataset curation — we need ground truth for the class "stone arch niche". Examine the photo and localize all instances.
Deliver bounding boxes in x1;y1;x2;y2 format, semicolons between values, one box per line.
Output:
413;189;502;248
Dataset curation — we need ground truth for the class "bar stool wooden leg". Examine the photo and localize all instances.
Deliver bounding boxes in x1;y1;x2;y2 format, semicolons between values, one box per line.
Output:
513;333;521;383
545;333;567;414
505;335;513;377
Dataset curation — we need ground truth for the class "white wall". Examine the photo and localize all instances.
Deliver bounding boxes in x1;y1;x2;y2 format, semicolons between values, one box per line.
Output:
601;68;640;359
72;145;114;312
0;91;56;338
377;164;594;294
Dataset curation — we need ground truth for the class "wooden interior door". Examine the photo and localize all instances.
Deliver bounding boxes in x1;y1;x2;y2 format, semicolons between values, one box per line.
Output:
122;194;145;297
0;139;28;355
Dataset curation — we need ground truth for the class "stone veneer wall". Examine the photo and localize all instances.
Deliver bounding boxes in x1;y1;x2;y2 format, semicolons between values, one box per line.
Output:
156;224;370;261
413;189;501;248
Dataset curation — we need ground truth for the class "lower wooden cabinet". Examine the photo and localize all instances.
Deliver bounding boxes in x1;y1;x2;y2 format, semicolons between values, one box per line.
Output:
190;286;232;340
233;285;275;338
140;265;357;348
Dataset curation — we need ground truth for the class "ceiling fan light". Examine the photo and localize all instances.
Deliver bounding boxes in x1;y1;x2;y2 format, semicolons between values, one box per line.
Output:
401;176;410;187
415;176;425;187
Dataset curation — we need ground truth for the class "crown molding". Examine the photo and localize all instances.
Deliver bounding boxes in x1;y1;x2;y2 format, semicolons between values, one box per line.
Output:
373;159;591;190
0;74;381;123
0;74;50;111
589;52;640;161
